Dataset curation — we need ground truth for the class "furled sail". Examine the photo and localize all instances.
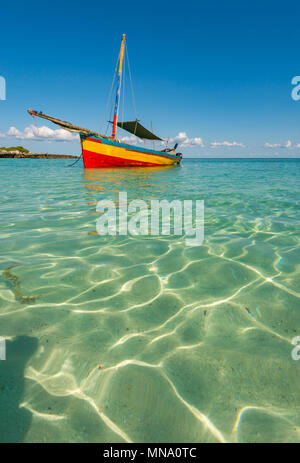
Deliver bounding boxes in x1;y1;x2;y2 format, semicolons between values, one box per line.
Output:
116;120;162;140
27;110;108;138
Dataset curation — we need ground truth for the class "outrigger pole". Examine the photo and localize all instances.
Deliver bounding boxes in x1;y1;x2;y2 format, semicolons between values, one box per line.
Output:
112;34;126;139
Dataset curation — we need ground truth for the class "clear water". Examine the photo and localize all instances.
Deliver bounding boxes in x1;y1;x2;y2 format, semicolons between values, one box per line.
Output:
0;158;299;443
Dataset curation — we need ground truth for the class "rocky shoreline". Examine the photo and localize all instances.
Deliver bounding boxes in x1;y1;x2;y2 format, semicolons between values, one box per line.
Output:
0;152;80;159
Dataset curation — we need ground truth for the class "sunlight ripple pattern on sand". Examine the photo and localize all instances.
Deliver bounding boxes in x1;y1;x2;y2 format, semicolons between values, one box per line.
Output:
0;158;299;442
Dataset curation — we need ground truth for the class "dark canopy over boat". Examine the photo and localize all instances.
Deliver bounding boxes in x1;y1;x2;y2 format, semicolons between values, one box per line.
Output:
116;120;162;140
28;111;163;141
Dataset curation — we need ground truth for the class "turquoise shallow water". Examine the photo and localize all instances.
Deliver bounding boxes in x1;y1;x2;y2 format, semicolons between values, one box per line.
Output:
0;158;299;443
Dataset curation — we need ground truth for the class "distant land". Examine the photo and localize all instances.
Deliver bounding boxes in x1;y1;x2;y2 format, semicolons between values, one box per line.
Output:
0;146;79;159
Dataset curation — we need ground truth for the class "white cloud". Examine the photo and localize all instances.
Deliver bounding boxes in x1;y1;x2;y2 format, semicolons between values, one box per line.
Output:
169;132;204;148
119;135;142;145
264;140;292;149
210;141;245;148
117;131;247;150
5;125;79;142
264;142;281;148
120;132;204;149
0;133;5;138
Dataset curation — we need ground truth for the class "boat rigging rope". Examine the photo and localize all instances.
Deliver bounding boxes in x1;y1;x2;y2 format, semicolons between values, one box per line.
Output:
125;43;137;120
121;47;126;130
30;113;40;136
67;153;82;167
100;49;120;134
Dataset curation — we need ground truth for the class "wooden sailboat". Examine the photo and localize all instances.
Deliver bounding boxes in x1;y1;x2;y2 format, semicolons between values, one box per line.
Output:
28;34;183;168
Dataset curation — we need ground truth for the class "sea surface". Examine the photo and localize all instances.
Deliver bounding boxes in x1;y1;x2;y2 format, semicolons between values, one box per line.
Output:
0;158;299;443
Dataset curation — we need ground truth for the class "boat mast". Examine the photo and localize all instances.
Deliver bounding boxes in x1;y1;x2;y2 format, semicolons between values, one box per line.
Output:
112;34;126;139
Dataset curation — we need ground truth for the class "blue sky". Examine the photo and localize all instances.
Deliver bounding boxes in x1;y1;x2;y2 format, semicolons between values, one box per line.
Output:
1;0;300;157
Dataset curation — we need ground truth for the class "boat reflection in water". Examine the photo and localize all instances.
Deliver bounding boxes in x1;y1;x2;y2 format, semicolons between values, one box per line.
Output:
82;165;178;198
82;166;180;237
